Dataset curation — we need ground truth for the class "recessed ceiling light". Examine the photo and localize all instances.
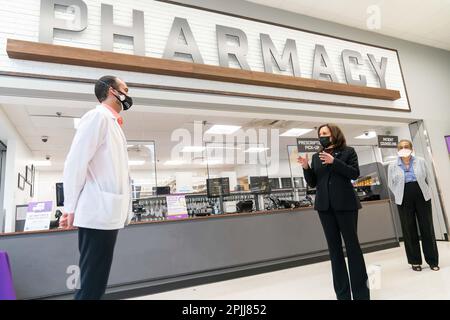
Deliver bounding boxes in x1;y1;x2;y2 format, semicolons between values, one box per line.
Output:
280;128;314;137
164;160;186;166
206;144;241;150
32;160;52;167
201;159;223;165
205;125;241;135
181;146;206;152
128;160;146;166
355;131;377;139
244;147;270;153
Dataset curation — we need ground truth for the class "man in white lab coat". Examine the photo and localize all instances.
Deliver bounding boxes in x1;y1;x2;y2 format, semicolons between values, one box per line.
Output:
59;75;134;300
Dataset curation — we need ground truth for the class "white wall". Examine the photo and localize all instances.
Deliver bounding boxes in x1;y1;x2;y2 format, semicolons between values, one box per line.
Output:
33;168;211;203
32;170;63;210
33;161;297;204
0;106;33;232
235;161;293;179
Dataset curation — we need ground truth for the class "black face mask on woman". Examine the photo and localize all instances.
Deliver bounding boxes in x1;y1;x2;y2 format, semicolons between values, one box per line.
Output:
319;136;332;148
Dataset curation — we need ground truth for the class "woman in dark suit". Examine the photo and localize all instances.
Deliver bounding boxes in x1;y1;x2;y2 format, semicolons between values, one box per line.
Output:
298;123;369;300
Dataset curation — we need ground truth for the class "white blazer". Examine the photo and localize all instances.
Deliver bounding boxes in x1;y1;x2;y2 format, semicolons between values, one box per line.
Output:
387;156;432;205
63;104;133;230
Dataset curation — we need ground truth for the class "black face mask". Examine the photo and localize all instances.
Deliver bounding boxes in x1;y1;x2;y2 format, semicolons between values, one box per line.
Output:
113;91;133;111
97;80;133;111
319;136;332;148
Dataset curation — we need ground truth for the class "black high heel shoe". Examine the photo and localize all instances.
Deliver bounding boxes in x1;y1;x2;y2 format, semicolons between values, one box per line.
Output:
412;265;422;271
430;265;440;271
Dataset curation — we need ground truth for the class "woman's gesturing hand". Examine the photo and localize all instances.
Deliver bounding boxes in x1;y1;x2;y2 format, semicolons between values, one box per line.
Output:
319;152;334;165
297;154;310;169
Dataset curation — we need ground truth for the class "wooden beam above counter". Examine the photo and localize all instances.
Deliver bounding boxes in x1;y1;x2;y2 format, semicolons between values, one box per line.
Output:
6;39;401;101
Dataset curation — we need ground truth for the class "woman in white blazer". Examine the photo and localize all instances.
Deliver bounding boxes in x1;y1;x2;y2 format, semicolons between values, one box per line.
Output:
388;139;439;272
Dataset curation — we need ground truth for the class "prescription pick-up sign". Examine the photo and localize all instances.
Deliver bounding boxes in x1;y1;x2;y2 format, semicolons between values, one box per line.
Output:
297;138;322;153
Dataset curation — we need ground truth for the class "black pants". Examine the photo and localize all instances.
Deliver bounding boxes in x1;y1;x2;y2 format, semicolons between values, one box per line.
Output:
397;181;439;266
318;209;370;300
74;227;119;300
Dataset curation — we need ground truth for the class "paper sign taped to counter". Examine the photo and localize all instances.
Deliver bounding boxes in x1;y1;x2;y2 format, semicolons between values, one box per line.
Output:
166;195;188;220
24;201;52;232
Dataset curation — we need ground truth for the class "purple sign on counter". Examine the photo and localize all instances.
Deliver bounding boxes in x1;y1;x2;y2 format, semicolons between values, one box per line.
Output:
24;201;53;232
166;195;188;220
27;201;53;213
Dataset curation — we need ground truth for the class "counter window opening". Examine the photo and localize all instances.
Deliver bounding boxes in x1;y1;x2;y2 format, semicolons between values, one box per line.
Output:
0;112;447;241
131;141;394;224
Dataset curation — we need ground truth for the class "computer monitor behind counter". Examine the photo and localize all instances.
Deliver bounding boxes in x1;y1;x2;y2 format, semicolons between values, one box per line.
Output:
249;176;271;194
207;178;230;197
280;177;293;189
56;183;64;207
269;178;280;190
154;186;171;195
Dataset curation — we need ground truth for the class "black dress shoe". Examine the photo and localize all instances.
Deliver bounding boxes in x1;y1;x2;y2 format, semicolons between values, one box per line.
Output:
412;265;422;271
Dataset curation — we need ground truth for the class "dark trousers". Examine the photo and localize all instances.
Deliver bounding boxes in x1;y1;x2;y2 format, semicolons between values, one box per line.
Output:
74;227;119;300
318;209;370;300
397;181;439;266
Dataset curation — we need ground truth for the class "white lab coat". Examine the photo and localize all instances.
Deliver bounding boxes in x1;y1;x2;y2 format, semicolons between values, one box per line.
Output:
63;104;132;230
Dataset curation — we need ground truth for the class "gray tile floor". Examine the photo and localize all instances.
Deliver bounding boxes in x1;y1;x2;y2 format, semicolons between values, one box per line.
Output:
130;242;450;300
